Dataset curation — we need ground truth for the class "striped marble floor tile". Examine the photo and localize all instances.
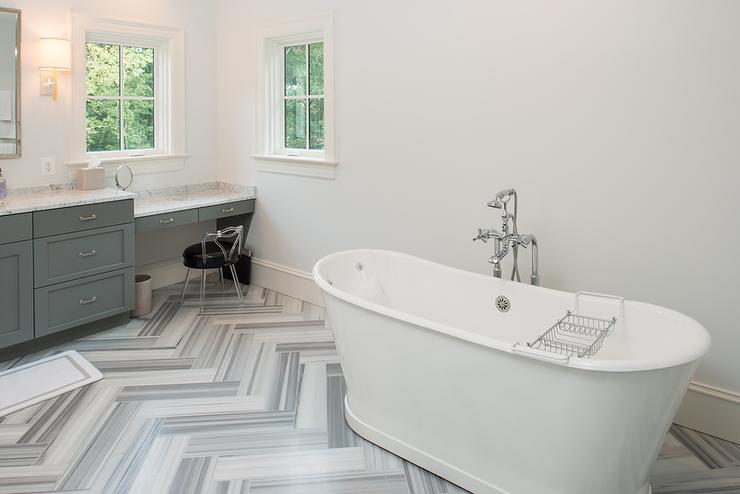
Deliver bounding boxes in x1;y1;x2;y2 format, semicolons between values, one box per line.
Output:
670;424;740;469
0;279;735;493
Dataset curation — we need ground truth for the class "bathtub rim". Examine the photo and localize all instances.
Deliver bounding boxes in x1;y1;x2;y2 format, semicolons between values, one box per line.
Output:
313;249;711;373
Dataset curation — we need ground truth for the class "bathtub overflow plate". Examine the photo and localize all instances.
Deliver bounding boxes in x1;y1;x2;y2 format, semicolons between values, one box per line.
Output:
495;295;511;313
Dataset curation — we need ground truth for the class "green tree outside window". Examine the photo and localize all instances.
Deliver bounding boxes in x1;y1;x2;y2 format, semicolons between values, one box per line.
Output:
85;42;155;153
283;42;324;151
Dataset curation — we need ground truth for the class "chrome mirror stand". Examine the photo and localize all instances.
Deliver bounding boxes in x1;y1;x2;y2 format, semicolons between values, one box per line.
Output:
115;165;133;191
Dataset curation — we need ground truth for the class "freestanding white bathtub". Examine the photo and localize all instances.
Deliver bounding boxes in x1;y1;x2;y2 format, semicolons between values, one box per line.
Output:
313;250;710;494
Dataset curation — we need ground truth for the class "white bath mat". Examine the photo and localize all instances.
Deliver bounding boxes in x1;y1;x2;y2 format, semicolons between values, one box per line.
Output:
0;350;102;417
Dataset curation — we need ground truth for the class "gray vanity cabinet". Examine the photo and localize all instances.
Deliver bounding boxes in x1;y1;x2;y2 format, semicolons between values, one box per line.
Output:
0;200;136;350
0;194;254;352
32;200;136;339
0;241;34;348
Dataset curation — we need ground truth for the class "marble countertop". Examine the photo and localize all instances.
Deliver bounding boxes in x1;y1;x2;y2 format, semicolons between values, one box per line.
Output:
0;182;256;218
0;185;136;217
133;182;256;218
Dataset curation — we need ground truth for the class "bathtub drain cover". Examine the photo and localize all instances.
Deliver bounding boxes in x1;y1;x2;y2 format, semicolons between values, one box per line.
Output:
495;296;510;312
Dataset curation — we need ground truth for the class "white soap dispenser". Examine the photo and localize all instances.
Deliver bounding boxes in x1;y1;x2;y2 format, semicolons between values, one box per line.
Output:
0;168;6;200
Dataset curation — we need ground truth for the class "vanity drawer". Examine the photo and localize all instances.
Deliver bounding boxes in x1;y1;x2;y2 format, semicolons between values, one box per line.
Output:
34;199;134;238
35;267;134;338
34;224;135;287
136;208;198;233
199;199;255;222
0;213;32;245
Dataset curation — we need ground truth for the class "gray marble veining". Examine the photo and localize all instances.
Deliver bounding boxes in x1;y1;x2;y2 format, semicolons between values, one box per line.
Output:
133;182;256;218
0;281;735;493
0;184;135;216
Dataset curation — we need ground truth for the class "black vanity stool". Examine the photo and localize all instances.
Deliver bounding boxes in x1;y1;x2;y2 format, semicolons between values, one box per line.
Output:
180;226;244;314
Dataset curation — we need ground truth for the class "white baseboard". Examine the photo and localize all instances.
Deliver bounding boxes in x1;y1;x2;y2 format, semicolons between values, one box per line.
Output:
136;256;324;306
251;257;323;306
675;381;740;444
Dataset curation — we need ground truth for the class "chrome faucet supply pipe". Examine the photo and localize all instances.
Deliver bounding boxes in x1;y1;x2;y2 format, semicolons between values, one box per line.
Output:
493;236;502;278
519;233;539;286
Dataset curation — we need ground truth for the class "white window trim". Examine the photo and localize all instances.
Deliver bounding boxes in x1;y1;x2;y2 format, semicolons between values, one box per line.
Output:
252;13;336;179
67;15;187;173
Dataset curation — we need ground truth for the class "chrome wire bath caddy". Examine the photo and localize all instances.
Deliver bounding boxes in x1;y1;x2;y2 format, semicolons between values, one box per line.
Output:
527;311;617;358
514;291;624;362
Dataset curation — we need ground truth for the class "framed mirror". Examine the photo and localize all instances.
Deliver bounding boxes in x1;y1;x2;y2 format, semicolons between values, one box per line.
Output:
0;8;20;159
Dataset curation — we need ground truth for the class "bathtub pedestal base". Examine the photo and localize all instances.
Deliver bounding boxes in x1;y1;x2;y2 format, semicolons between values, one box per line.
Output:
344;396;507;494
344;396;654;494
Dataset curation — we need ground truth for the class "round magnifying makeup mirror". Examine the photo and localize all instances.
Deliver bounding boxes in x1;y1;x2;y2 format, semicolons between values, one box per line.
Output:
115;165;133;191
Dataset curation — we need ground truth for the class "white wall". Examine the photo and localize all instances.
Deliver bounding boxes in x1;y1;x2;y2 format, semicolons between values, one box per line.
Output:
217;0;740;395
0;0;219;190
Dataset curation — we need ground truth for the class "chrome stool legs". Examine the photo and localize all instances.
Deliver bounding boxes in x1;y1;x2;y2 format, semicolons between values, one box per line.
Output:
230;265;244;303
180;267;244;313
180;268;192;304
199;268;207;315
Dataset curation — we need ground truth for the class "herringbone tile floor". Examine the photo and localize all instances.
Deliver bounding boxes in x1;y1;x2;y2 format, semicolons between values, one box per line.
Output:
0;280;737;493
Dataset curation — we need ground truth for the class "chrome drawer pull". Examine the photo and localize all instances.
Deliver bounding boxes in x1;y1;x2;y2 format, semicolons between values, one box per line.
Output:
79;250;97;258
79;214;97;222
160;218;175;224
79;296;97;305
222;207;235;213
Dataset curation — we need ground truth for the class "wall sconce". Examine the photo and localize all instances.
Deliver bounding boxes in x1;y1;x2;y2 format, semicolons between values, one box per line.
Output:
39;37;71;101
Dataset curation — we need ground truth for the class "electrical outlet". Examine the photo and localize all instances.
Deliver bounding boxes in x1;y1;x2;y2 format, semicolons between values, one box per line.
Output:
41;157;56;176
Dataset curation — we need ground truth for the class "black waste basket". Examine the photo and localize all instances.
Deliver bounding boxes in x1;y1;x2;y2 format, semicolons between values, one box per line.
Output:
223;249;251;285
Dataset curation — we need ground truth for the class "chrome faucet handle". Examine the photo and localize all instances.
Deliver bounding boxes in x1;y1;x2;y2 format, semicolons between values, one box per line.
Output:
473;228;502;242
518;233;535;247
473;228;490;242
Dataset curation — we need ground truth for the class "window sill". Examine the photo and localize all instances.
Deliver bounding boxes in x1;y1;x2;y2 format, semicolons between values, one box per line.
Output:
65;153;190;176
251;154;338;179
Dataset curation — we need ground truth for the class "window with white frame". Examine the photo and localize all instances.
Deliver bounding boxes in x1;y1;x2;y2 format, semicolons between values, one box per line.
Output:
68;16;186;165
85;42;156;152
254;14;335;178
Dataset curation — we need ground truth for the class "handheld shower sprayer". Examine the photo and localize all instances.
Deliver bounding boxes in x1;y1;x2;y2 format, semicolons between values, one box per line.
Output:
487;189;516;209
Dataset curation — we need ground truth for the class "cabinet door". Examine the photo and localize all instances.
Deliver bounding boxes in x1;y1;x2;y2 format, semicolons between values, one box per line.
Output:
0;241;34;349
